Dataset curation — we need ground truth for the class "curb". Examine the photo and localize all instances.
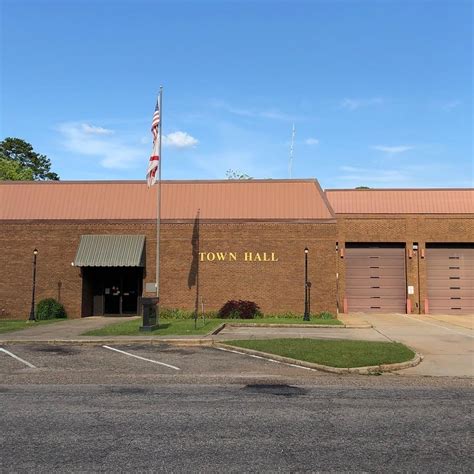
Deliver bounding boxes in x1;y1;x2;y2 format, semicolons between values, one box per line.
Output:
213;342;423;375
210;322;372;334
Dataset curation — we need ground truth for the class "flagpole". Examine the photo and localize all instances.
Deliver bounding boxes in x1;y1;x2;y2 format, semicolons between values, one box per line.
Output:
156;86;163;299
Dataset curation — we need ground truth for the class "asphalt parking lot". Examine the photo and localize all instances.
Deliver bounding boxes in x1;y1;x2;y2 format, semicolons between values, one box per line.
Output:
2;342;472;472
0;343;324;385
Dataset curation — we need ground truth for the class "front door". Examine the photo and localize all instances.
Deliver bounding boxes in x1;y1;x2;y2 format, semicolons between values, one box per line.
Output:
85;268;142;316
121;271;140;314
104;277;122;314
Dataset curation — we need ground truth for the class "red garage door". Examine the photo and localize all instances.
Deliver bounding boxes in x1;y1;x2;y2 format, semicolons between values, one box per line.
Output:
426;245;474;315
345;244;406;313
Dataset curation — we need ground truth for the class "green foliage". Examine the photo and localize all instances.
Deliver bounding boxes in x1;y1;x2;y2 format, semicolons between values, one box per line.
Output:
158;308;336;321
225;169;252;180
262;311;336;320
0;157;34;180
264;312;301;319
36;298;67;320
355;186;370;189
159;307;218;320
315;311;336;320
84;318;221;337
0;137;59;181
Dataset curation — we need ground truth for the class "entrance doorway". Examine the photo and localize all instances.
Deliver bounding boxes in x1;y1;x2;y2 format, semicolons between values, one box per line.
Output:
82;267;143;316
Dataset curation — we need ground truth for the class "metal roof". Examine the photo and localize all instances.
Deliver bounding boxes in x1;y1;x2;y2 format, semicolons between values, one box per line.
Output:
325;189;474;214
0;179;335;221
74;235;145;267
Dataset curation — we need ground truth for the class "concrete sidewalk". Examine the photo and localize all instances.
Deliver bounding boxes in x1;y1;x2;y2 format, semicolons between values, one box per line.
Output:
0;316;139;341
360;313;473;377
0;316;382;345
214;325;386;342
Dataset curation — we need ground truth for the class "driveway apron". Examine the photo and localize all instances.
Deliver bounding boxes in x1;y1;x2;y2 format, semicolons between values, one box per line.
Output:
360;313;473;377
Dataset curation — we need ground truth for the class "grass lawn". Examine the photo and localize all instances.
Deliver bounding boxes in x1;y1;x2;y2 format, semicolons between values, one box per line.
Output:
83;317;341;337
0;319;67;334
237;318;342;326
225;338;415;368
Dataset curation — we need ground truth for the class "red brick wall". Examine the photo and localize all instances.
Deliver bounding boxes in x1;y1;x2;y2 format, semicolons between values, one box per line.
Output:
335;214;474;314
0;221;337;319
2;214;471;319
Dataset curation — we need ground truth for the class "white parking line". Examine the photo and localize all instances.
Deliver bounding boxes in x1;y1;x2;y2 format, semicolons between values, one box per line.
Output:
102;345;180;370
214;346;319;372
0;347;37;369
403;316;474;338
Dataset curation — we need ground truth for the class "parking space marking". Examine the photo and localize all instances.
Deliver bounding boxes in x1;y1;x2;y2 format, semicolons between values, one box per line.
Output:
102;345;180;370
0;347;37;369
214;346;319;372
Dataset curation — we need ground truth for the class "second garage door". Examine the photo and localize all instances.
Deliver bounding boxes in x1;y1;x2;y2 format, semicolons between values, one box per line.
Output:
345;244;406;313
426;245;474;315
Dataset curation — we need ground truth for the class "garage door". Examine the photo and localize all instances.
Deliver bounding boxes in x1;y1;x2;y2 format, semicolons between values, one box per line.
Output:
345;244;406;313
426;245;474;315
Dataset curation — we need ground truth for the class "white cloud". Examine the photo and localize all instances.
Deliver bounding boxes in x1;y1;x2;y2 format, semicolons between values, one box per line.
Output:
371;145;414;154
304;138;319;146
80;123;114;135
340;97;384;111
162;131;198;148
56;122;145;169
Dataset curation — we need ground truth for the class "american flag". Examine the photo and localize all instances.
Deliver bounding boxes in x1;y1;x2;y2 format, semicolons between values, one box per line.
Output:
151;98;160;141
147;98;160;187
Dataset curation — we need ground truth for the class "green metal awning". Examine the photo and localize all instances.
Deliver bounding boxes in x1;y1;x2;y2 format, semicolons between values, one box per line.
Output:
74;235;145;267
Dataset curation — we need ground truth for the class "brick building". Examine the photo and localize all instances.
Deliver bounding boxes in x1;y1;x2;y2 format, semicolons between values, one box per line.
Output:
0;180;472;319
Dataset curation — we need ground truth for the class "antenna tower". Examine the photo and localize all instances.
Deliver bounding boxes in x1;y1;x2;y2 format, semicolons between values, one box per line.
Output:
288;123;295;178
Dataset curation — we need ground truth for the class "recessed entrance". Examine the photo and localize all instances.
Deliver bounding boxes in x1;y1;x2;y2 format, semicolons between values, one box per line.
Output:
82;267;143;316
74;234;146;317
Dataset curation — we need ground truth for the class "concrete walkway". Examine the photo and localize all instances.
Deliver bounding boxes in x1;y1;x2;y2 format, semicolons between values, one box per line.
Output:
360;313;473;377
0;317;138;341
215;325;386;342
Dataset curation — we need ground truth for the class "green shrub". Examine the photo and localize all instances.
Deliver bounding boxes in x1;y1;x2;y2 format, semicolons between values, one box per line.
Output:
316;311;335;320
159;307;218;320
218;300;262;319
264;312;301;319
36;298;67;320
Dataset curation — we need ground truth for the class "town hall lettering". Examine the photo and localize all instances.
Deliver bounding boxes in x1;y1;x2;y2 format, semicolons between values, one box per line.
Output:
199;252;279;262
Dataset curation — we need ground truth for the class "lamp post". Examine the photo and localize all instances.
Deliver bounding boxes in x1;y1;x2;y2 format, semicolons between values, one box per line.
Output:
28;248;38;321
304;247;310;321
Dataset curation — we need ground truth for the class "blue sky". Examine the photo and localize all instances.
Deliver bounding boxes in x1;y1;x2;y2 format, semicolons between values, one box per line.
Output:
1;0;472;188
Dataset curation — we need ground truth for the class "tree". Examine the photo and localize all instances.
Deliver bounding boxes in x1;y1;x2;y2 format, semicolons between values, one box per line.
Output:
0;157;34;180
0;137;59;180
225;169;252;180
355;186;370;189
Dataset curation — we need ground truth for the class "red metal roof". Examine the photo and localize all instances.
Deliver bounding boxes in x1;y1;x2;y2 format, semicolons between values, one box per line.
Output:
0;180;335;221
326;189;474;214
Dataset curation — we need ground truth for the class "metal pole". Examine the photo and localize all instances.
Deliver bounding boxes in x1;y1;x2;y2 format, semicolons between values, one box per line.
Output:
28;250;37;321
156;86;163;298
304;248;310;321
